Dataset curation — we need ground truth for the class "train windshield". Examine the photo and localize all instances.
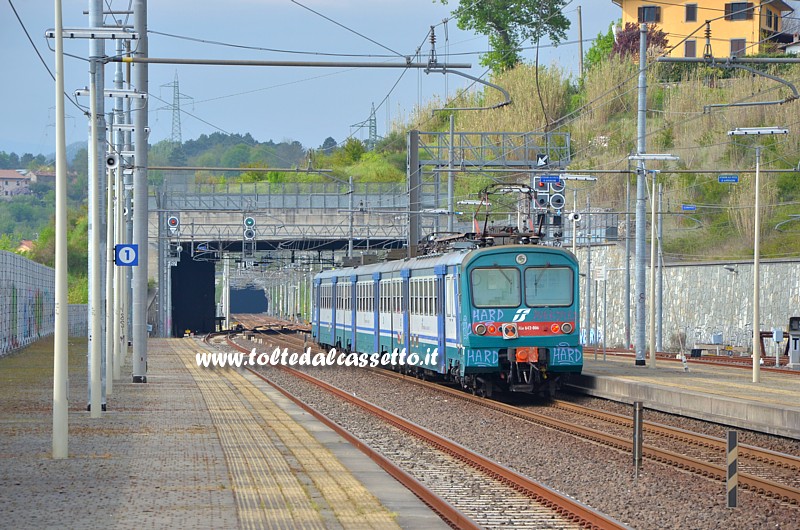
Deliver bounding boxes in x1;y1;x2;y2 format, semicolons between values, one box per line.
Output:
470;268;521;308
525;267;573;307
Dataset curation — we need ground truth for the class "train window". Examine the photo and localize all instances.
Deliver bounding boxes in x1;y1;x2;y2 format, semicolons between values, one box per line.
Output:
525;267;573;307
426;278;433;315
445;277;453;317
471;268;521;308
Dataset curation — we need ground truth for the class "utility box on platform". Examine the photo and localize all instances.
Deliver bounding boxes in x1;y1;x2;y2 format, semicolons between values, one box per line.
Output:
788;317;800;370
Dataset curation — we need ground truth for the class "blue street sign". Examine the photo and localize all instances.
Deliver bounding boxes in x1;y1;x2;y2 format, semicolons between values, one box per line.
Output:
682;204;697;211
540;175;561;183
718;174;739;183
115;244;139;266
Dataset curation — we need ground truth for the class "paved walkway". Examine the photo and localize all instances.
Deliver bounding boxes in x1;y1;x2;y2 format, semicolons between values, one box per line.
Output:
0;336;236;529
0;337;434;529
574;355;800;438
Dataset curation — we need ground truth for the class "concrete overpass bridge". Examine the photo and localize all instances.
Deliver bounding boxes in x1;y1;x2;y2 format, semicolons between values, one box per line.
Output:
146;180;435;338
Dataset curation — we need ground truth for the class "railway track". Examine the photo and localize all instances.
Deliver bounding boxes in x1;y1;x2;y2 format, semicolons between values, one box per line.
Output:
227;326;800;507
210;332;629;529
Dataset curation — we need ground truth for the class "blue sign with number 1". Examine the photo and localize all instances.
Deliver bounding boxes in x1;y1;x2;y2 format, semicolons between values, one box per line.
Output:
115;244;139;266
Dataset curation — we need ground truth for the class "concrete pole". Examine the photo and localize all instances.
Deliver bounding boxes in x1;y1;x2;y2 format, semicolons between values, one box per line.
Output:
572;189;577;255
132;0;148;382
648;172;657;367
104;137;115;396
123;41;133;356
625;170;632;348
113;160;123;379
157;193;167;336
223;254;230;329
634;23;648;366
753;146;762;383
408;130;420;258
89;55;102;417
113;38;124;380
656;183;664;352
448;114;455;232
578;6;584;79
584;195;592;347
53;0;69;459
348;176;354;257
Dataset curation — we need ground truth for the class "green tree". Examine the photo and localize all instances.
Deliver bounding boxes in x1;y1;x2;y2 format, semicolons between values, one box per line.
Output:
584;22;617;73
320;137;337;152
220;144;251;168
0;233;19;252
438;0;570;72
339;138;367;164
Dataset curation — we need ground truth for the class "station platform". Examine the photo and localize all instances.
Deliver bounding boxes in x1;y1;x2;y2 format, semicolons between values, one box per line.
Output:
567;354;800;439
0;337;447;529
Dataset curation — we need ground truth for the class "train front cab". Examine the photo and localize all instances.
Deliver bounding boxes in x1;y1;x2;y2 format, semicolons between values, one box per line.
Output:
459;247;583;396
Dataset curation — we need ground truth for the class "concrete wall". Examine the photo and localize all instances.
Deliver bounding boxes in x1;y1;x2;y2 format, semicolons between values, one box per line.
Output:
574;244;800;354
0;251;88;356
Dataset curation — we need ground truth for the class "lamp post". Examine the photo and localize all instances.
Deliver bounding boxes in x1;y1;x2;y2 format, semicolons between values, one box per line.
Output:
628;154;678;368
727;127;788;383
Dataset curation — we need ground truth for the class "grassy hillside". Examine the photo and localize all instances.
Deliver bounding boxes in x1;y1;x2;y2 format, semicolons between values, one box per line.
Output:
396;56;800;261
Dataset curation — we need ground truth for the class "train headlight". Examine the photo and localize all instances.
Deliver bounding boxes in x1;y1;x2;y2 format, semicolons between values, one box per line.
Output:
474;323;487;335
550;323;560;334
561;322;574;334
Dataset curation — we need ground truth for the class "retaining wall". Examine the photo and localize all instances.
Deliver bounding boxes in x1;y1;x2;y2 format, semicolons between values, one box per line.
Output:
0;251;88;356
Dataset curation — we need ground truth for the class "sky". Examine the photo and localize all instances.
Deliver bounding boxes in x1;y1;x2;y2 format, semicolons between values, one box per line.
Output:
1;1;618;158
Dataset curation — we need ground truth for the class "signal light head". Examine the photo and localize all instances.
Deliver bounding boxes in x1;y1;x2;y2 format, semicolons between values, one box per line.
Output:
167;216;179;230
244;216;256;228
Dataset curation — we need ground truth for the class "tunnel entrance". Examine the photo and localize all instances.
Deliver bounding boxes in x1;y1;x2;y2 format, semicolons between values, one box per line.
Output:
230;288;268;314
170;251;215;337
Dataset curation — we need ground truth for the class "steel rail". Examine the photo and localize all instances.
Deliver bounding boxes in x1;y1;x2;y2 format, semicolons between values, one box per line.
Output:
356;362;800;505
224;332;629;529
217;335;478;530
224;321;800;505
550;400;800;471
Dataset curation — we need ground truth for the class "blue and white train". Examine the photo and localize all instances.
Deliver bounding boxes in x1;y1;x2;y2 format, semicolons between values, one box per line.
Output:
311;244;583;397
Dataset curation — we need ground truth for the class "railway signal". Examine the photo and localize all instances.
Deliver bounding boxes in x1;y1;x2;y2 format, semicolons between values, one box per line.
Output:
534;175;566;209
243;216;256;241
533;177;549;208
167;215;179;234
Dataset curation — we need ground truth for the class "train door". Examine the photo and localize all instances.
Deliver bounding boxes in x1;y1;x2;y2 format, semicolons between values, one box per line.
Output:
312;279;320;340
330;277;337;347
443;273;457;370
348;274;360;351
393;278;403;353
372;273;381;354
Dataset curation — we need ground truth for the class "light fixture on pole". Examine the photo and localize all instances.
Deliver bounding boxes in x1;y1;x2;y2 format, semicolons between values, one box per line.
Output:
627;154;679;368
727;127;788;383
